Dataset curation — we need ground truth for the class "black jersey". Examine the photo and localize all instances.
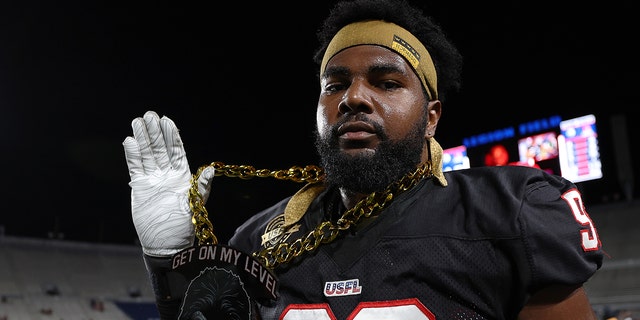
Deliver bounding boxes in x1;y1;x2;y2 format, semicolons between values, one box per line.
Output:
229;166;604;320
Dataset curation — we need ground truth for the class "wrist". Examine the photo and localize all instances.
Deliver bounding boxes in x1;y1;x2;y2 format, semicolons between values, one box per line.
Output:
143;254;188;302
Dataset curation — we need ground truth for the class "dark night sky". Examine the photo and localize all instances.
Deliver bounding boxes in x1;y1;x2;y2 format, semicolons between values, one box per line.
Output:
1;1;638;245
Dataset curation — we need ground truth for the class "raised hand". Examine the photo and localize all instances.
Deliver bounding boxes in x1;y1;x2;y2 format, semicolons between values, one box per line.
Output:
123;111;214;257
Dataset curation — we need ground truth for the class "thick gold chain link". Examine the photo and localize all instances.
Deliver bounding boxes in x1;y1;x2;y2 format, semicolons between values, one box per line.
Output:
254;162;432;269
189;162;325;245
188;161;432;270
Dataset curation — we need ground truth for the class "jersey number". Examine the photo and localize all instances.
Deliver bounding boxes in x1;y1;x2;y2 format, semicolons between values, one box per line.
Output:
280;298;435;320
562;189;600;251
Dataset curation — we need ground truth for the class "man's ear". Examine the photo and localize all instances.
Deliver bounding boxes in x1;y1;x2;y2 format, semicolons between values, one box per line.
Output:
425;100;441;139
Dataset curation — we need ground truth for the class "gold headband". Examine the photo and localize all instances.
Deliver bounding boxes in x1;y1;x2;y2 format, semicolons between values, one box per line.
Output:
320;20;438;100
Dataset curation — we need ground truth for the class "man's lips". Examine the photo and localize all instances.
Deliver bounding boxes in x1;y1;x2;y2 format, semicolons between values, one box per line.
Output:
337;121;376;136
340;131;377;139
337;121;378;145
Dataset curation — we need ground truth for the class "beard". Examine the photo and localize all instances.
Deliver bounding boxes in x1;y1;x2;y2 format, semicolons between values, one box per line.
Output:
314;114;427;194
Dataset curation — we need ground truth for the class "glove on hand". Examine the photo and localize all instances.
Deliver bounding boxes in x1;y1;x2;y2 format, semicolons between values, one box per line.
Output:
123;111;215;257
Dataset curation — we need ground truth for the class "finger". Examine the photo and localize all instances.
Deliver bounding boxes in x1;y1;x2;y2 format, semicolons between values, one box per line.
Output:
143;111;172;171
159;115;189;172
198;166;216;204
122;136;143;179
130;115;158;174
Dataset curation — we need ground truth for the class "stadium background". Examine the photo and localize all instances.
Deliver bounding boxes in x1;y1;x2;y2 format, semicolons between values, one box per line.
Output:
1;0;638;318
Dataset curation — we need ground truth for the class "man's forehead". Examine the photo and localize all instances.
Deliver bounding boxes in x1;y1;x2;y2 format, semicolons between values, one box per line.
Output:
323;45;413;75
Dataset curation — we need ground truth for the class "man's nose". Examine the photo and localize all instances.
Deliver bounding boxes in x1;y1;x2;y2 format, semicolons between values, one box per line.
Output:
339;81;374;115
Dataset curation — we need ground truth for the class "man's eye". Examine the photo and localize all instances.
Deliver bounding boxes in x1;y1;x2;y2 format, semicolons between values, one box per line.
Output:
380;81;401;90
324;83;346;93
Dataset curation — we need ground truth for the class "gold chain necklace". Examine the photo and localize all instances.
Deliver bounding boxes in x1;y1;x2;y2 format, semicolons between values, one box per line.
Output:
188;161;432;270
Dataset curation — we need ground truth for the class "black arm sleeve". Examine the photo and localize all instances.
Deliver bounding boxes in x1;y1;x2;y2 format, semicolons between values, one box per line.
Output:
143;254;188;320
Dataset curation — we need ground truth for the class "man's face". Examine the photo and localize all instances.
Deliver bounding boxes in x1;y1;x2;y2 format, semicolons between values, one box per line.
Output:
314;45;432;193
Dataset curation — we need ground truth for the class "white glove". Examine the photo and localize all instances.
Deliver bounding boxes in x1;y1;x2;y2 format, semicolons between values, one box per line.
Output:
122;110;215;257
